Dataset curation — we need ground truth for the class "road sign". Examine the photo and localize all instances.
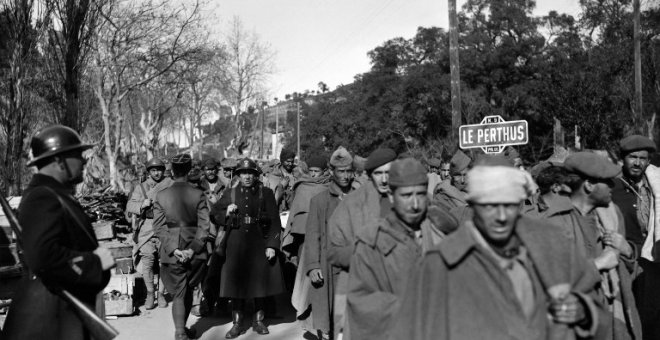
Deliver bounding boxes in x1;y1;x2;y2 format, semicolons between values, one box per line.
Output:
459;115;528;154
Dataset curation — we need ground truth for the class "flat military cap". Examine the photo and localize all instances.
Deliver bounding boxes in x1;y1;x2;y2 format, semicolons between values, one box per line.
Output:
450;150;472;175
221;158;238;169
365;148;397;171
564;152;620;179
171;153;192;165
620;135;657;155
389;158;428;187
427;158;442;168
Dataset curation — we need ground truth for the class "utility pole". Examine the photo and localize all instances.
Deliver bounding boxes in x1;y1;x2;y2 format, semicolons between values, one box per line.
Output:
633;0;642;129
449;0;462;142
297;102;301;160
275;104;279;159
260;102;266;159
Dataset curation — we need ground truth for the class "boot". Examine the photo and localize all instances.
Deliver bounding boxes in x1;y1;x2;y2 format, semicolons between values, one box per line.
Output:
158;292;168;308
144;291;156;310
225;311;244;339
252;310;269;335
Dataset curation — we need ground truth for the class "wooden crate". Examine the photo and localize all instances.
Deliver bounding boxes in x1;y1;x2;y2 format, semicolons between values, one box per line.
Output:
114;257;134;274
104;242;133;259
104;297;134;316
92;220;115;241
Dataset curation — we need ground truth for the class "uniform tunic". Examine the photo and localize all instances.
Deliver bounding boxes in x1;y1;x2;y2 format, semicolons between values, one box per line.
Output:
211;183;285;299
3;174;110;340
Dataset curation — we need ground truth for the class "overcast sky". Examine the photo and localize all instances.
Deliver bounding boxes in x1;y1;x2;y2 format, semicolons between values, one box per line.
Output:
209;0;583;100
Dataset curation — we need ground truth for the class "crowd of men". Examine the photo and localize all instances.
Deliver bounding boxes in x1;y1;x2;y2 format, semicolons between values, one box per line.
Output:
4;123;660;340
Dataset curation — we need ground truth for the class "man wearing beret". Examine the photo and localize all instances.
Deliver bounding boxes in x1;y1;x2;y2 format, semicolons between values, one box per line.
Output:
303;147;358;339
611;135;660;339
433;150;471;211
326;147;397;337
346;158;457;340
545;152;641;339
390;156;603;340
153;154;212;340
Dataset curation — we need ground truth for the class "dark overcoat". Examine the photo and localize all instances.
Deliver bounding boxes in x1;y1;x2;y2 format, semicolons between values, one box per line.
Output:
211;183;285;298
3;174;110;340
389;216;604;340
303;183;350;334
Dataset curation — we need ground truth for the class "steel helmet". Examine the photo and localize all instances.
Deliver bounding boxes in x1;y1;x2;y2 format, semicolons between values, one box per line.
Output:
27;125;94;167
145;158;166;171
235;158;259;174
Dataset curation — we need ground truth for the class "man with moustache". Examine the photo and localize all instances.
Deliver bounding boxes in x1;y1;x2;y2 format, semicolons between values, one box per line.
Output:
200;158;223;205
433;150;471;211
327;147;397;338
611;135;660;339
126;156;173;309
389;155;602;340
2;125;115;340
346;158;455;340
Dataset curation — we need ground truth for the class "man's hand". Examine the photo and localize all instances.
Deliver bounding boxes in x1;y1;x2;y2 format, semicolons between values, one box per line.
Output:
142;198;152;208
594;248;619;270
226;203;238;216
265;248;276;260
549;293;586;325
173;249;187;263
94;247;116;271
308;269;324;285
182;249;194;261
602;230;633;258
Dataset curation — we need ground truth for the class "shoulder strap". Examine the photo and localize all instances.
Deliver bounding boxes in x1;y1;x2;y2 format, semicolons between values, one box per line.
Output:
43;187;97;245
139;182;147;198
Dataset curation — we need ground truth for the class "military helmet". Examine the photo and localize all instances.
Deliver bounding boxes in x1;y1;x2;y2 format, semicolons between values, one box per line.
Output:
145;157;166;171
28;124;94;167
235;158;259;174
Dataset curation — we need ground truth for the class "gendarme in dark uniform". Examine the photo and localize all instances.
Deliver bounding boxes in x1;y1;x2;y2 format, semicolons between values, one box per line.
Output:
3;125;113;340
153;153;211;340
211;158;285;338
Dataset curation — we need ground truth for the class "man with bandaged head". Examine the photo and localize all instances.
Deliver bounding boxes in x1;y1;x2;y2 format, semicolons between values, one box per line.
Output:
390;155;603;340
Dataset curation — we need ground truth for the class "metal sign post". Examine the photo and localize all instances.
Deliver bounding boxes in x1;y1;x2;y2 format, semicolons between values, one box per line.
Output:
459;115;528;154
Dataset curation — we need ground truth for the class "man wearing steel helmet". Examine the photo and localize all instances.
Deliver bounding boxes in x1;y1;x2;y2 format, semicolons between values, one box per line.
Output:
2;125;115;340
126;156;174;309
211;158;285;338
153;153;211;340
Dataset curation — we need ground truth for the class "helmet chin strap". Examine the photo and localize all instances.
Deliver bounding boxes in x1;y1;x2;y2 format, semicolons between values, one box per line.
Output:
56;156;76;187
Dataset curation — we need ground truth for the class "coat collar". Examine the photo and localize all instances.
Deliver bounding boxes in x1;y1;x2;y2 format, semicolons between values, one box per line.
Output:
540;195;574;217
28;174;73;196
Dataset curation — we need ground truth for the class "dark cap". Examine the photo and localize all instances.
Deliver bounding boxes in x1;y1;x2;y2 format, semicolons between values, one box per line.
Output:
620;135;657;155
202;158;218;169
171;153;192;165
564;152;620;179
389;158;428;187
450;150;471;175
365;148;397;171
280;148;296;161
307;155;327;169
427;158;442;168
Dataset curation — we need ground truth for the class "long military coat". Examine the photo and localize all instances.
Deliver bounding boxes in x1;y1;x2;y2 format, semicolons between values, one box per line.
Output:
347;211;451;340
303;182;352;334
126;176;173;259
211;183;285;298
389;216;603;340
3;174;110;340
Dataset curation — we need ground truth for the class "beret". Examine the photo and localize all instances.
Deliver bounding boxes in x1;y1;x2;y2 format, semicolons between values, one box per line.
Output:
564;152;620;179
330;146;353;168
389;158;428;187
202;158;218;169
427;158;442;168
365;148;397;171
620;135;657;154
280;148;296;161
307;155;327;169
